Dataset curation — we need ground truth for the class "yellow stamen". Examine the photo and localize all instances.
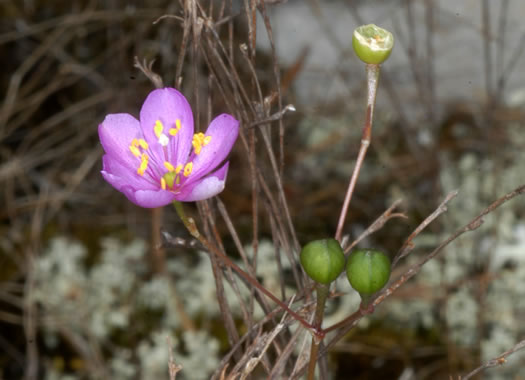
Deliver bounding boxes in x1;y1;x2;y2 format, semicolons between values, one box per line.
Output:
154;120;164;138
137;154;149;176
160;177;167;190
129;146;140;157
164;161;175;172
192;133;206;155
175;164;183;174
203;136;212;145
193;144;202;155
138;139;149;150
169;119;182;136
183;162;193;177
129;138;148;157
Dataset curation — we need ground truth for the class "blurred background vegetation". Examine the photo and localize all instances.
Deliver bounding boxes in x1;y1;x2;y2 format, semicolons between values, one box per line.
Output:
1;0;525;379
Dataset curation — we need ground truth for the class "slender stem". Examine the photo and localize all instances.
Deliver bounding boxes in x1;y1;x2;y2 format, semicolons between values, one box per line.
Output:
307;284;330;380
173;201;314;330
323;299;375;334
313;284;329;329
307;341;320;380
335;63;381;243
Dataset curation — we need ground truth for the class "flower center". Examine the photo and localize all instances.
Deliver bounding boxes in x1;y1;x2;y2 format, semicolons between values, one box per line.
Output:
160;161;194;190
128;119;214;191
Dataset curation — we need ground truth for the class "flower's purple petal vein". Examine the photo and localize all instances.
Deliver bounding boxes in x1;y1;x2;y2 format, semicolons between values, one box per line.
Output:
98;113;142;170
139;88;194;166
176;162;230;202
102;156;178;208
102;155;156;191
185;114;239;185
102;162;177;208
99;87;238;207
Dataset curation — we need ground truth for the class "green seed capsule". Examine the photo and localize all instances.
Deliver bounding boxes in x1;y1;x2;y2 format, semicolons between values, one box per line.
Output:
300;239;345;284
346;249;391;295
352;24;394;65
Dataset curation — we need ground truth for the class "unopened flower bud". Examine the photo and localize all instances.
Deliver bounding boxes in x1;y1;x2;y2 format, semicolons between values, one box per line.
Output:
346;249;391;295
300;239;345;284
352;24;394;65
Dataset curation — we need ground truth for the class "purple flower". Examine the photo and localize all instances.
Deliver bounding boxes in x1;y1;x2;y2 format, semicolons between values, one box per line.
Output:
98;87;239;208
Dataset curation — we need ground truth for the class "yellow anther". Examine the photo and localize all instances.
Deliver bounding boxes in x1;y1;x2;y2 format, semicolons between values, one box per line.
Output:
192;133;207;155
138;139;149;150
164;161;175;172
154;120;164;138
193;143;202;155
175;164;183;174
129;145;140;157
160;177;167;190
183;162;193;177
169;119;182;136
129;137;150;157
137;154;149;176
203;136;212;145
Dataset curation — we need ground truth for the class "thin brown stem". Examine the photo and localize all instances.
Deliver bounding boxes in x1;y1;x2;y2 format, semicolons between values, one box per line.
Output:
460;339;525;380
334;63;380;243
392;189;459;267
343;199;405;255
173;201;313;331
306;284;329;380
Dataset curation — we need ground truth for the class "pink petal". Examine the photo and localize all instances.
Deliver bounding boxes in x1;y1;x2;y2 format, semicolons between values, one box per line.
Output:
185;114;239;185
102;155;157;191
102;159;176;207
176;162;230;202
139;88;194;167
133;189;178;208
98;113;143;170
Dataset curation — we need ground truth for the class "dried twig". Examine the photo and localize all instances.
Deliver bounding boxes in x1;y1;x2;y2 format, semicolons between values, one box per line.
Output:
459;339;525;380
134;56;164;88
343;199;406;254
392;189;459;267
